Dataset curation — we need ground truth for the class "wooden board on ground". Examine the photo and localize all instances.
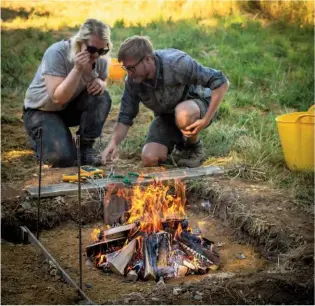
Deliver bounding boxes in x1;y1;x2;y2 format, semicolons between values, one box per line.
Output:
25;165;224;199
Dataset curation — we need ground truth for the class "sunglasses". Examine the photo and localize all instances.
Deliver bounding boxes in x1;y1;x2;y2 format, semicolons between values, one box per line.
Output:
122;56;145;72
86;45;110;56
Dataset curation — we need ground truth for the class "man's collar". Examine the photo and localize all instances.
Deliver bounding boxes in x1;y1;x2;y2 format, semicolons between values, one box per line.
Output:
154;53;164;88
141;53;163;89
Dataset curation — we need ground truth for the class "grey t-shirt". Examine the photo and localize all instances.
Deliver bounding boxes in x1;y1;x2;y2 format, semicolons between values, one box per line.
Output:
24;40;108;111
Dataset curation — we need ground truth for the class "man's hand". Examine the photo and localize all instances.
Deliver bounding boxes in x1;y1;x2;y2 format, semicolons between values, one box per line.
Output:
74;51;91;72
87;78;105;96
101;141;118;165
183;118;209;137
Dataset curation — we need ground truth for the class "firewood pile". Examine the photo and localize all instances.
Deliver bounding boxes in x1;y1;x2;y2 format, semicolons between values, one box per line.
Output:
86;181;220;282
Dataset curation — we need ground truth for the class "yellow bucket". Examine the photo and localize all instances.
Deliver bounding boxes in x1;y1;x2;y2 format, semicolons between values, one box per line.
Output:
276;105;314;171
108;58;126;82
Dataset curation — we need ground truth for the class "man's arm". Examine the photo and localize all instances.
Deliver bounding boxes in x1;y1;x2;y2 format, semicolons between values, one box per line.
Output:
172;52;229;133
45;50;91;105
201;81;230;125
100;123;130;164
101;81;140;164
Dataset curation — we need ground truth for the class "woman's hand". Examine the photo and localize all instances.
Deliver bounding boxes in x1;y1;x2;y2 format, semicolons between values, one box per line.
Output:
87;78;105;95
74;50;91;72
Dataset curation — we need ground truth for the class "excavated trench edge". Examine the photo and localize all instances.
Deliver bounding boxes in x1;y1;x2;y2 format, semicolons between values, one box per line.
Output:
20;226;94;304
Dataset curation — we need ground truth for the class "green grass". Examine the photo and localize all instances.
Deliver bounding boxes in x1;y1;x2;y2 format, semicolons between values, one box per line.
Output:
1;11;314;207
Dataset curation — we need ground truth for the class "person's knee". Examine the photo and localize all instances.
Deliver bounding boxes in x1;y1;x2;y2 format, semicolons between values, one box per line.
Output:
141;151;160;167
141;151;168;167
89;91;112;113
175;105;199;130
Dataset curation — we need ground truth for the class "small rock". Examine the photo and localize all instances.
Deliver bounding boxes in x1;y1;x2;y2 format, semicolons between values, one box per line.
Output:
151;297;160;302
196;291;203;296
31;285;38;289
85;258;93;267
236;253;246;259
216;242;225;247
156;277;166;288
33;173;38;177
49;260;57;269
173;287;181;295
194;295;202;301
277;207;283;211
85;282;92;289
201;199;212;209
21;201;32;210
50;269;57;276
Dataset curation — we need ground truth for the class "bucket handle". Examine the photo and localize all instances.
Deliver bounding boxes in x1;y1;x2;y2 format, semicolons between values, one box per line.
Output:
296;113;315;123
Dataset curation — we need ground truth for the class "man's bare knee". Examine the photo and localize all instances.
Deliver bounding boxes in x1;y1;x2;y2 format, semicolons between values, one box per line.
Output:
175;101;200;130
141;143;168;166
141;152;160;167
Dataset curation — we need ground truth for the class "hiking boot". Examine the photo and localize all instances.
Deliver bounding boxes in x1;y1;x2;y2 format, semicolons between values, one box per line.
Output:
176;140;205;168
80;139;102;166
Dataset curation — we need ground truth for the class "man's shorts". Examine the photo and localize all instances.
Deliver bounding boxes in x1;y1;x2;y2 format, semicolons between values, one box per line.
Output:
144;98;210;152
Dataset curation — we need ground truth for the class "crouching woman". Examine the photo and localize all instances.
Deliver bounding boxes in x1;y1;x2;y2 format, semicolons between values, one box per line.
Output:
23;18;112;167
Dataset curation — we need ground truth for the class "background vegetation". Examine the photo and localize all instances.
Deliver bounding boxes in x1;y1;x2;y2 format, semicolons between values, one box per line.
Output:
1;1;314;209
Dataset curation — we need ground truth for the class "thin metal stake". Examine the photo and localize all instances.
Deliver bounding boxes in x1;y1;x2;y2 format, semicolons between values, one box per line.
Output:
75;135;83;290
37;127;43;240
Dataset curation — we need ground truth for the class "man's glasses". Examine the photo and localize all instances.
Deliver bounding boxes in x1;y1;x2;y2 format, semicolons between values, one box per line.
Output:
86;45;110;56
122;56;145;73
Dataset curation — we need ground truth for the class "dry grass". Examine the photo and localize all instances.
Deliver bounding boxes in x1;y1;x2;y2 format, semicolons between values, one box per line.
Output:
1;0;313;31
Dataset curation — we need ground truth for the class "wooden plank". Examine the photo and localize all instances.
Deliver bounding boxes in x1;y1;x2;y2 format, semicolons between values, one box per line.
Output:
25;165;223;199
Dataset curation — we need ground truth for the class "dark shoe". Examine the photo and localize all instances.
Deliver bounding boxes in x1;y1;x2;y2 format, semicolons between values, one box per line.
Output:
176;140;205;168
80;140;102;166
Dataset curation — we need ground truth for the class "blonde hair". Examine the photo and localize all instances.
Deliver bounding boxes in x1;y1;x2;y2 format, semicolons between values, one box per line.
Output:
118;36;153;62
68;19;112;61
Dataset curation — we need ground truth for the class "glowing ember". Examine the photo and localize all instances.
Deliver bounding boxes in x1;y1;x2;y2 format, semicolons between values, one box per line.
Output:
87;180;220;281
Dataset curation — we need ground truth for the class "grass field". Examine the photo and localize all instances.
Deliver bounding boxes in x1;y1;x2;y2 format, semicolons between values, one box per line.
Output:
1;1;314;209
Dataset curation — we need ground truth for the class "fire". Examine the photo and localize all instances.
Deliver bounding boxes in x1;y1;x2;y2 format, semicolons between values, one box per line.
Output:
90;228;101;242
118;180;187;232
87;179;220;281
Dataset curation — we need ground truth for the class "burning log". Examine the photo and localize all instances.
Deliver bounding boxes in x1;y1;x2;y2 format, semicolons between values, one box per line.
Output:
99;222;139;241
182;259;197;270
86;237;125;258
178;231;220;266
107;239;137;275
176;264;189;278
156;231;171;277
143;235;156;280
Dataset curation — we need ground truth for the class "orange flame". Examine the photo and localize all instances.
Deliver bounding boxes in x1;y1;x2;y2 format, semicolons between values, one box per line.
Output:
118;180;186;233
90;228;101;242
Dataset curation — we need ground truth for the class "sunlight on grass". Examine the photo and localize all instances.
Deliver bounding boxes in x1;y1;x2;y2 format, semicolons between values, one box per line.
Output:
3;150;34;161
1;0;313;31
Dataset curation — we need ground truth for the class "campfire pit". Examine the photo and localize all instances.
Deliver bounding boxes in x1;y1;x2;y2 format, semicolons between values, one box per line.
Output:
86;180;220;282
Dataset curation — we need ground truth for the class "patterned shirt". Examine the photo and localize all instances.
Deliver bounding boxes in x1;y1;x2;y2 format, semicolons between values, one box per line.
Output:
118;48;228;126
